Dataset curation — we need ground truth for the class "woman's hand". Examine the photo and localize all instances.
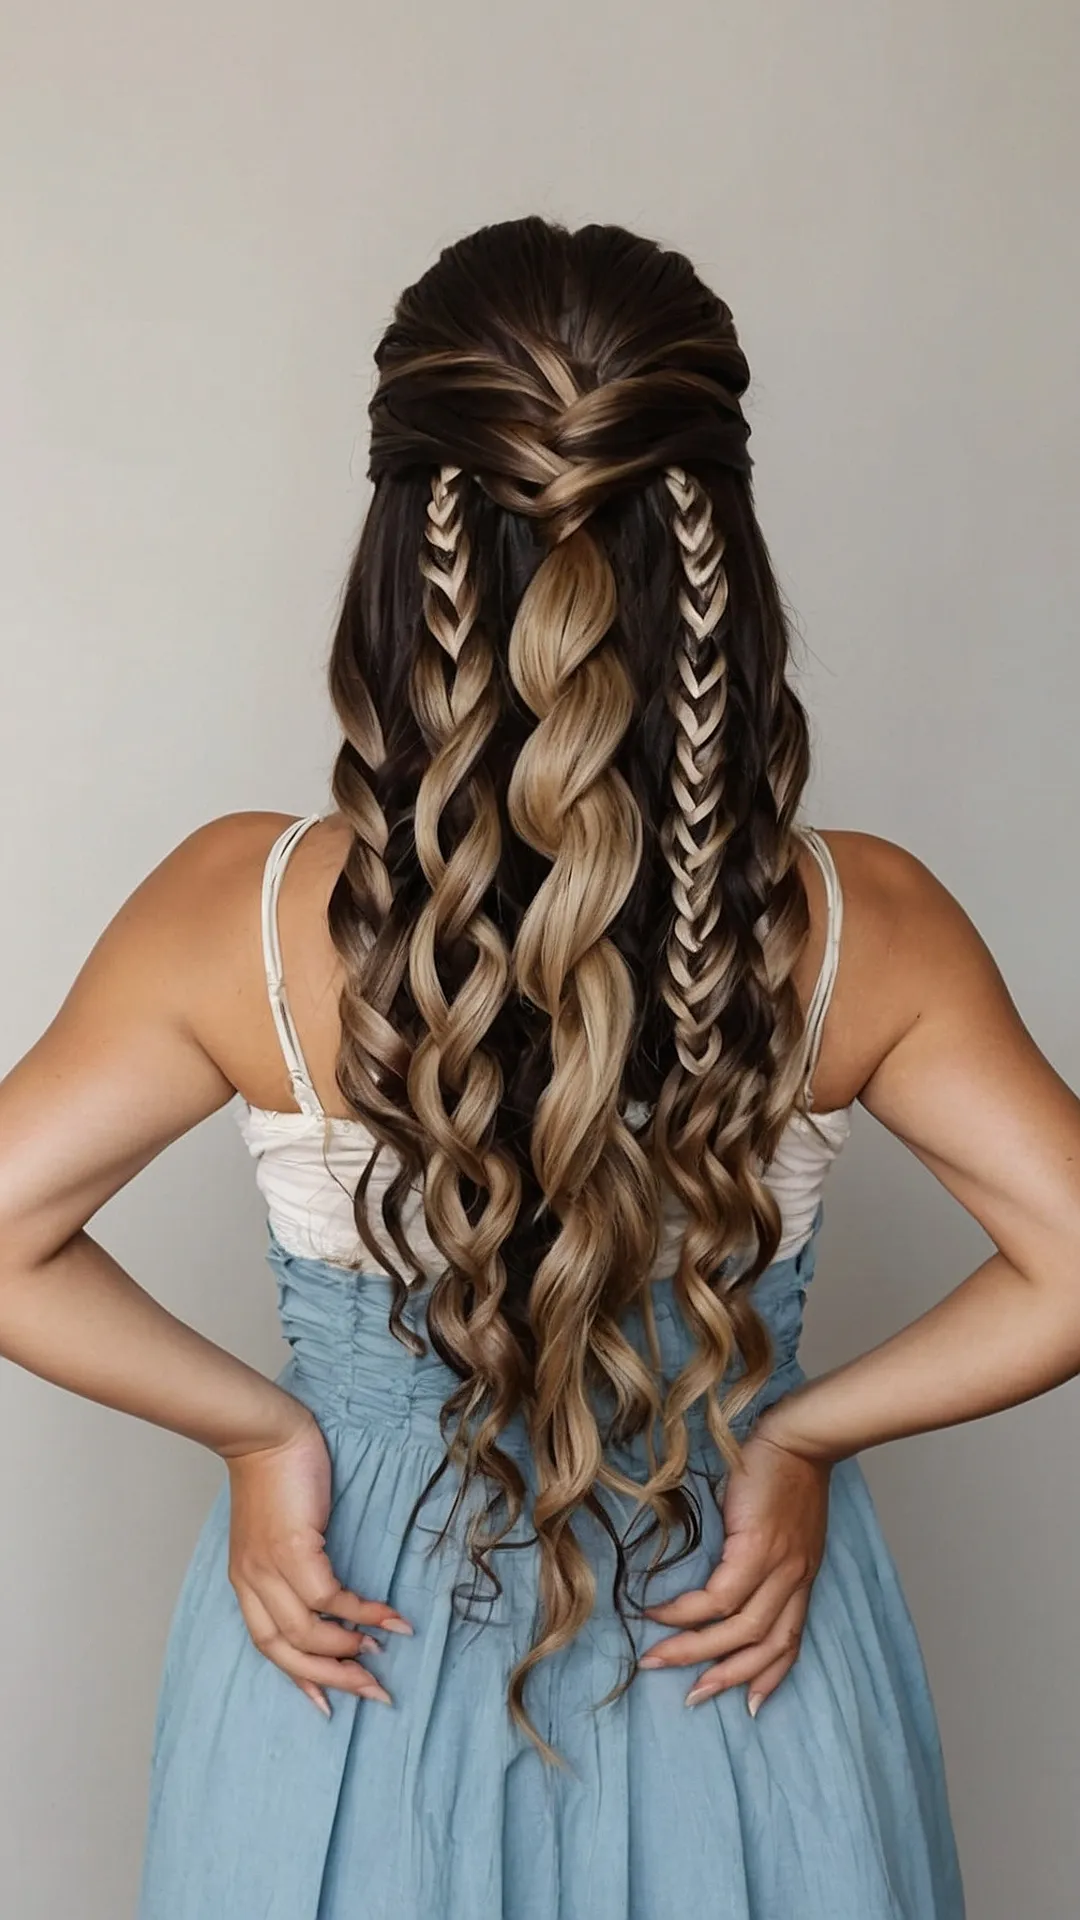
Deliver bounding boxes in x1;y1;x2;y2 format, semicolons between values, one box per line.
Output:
637;1414;831;1714
225;1405;413;1717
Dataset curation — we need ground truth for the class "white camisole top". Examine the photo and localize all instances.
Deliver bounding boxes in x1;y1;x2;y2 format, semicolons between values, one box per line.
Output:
234;816;853;1277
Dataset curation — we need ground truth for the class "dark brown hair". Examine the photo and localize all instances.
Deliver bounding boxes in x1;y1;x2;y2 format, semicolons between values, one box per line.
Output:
325;216;813;1758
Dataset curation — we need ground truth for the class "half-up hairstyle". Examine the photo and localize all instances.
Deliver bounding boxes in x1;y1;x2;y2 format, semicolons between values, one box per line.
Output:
326;216;814;1758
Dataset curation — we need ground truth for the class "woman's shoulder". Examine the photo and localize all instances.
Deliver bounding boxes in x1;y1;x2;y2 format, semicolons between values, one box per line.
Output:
153;809;307;888
805;826;1011;1105
809;825;940;891
84;811;335;1007
810;827;984;946
132;810;355;920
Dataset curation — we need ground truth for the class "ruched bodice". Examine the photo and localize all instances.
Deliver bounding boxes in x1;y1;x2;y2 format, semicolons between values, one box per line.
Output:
267;1218;823;1468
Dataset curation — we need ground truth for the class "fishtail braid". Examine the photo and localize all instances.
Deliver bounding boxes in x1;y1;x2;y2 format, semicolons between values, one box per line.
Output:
660;467;737;1074
652;468;779;1476
407;465;529;1530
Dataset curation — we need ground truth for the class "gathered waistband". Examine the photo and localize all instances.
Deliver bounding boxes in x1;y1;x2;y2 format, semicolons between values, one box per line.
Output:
265;1219;820;1470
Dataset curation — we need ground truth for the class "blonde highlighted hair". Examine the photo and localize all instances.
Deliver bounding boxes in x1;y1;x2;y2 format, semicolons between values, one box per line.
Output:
325;217;814;1760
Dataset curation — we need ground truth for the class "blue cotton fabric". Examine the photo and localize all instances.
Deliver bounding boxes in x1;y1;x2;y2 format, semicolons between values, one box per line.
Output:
137;1212;966;1919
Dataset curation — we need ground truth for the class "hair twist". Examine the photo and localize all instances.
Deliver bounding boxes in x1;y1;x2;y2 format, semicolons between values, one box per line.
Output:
327;604;428;1328
503;520;675;1745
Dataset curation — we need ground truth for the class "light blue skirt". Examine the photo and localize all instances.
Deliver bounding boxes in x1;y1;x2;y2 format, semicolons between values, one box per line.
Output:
138;1215;966;1918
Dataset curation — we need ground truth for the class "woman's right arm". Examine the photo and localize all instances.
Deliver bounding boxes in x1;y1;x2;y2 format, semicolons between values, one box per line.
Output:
0;825;301;1450
0;819;410;1711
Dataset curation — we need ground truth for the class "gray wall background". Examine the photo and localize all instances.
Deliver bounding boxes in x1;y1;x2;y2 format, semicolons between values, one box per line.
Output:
3;2;1078;1913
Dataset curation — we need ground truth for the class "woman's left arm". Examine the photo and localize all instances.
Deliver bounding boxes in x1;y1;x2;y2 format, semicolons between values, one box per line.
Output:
638;838;1080;1712
757;852;1080;1463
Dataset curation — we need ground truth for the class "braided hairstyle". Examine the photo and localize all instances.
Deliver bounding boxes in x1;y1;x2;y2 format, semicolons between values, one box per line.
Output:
326;217;813;1758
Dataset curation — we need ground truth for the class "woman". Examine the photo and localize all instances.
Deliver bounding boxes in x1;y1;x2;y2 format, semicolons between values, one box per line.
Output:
3;216;1079;1920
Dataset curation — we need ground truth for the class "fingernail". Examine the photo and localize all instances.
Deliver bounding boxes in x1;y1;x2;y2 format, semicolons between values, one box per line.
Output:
748;1692;762;1719
364;1683;393;1705
357;1634;381;1653
382;1617;413;1636
313;1695;331;1718
685;1685;712;1708
638;1654;664;1669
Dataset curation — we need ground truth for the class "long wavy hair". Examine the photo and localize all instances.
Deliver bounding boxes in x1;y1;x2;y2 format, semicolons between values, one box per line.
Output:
325;216;814;1759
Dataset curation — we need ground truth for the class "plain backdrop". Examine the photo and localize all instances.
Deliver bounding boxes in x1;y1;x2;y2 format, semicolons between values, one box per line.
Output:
2;2;1078;1914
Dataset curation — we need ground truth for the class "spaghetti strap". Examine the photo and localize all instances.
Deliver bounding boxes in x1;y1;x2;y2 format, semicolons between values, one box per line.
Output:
799;825;844;1105
257;815;842;1118
258;814;325;1119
